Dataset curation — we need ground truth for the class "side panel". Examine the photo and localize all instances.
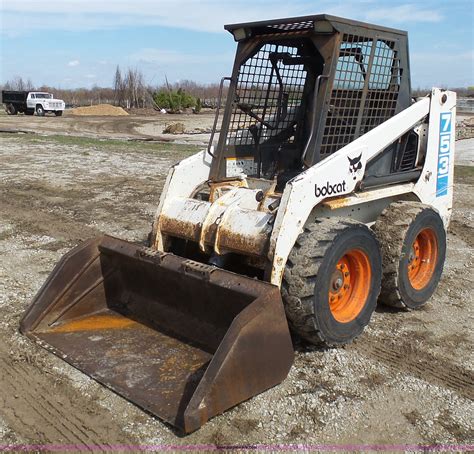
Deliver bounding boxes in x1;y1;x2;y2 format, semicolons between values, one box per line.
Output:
413;89;456;226
309;183;418;225
27;94;35;109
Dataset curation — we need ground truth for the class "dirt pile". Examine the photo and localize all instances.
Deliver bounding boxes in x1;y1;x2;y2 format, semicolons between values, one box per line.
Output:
163;122;186;134
69;104;129;116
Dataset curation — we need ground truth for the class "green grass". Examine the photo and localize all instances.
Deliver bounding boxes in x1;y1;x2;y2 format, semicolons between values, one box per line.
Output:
0;131;201;155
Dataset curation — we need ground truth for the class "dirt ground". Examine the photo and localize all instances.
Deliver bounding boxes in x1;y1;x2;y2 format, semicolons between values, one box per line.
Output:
0;110;217;145
0;113;473;448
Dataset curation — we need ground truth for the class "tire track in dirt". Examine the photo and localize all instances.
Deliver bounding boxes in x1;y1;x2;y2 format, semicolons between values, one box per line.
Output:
15;359;105;444
0;357;97;447
0;344;133;447
351;338;474;400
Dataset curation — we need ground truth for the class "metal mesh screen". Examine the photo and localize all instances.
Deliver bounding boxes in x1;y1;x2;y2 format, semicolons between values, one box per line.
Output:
320;35;400;156
360;40;400;134
226;43;308;147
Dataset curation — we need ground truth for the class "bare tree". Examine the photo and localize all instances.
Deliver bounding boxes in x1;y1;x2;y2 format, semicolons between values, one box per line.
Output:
4;76;26;91
120;67;147;108
113;65;124;106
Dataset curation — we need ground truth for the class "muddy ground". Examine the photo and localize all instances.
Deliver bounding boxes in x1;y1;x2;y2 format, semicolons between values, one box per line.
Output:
0;115;473;448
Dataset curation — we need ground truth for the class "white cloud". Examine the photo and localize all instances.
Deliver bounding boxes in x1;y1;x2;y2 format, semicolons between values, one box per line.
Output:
365;4;443;23
130;48;231;65
0;1;309;34
0;1;445;36
68;60;80;67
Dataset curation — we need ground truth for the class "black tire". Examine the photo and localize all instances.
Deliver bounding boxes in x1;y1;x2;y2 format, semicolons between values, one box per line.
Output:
373;201;446;309
55;111;63;116
282;218;382;346
6;104;17;115
25;109;34;116
36;105;45;116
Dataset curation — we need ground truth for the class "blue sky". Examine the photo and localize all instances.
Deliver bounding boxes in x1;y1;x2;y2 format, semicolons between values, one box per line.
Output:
1;0;473;89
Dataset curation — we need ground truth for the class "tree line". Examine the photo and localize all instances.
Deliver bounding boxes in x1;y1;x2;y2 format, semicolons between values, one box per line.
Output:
1;67;225;110
2;71;472;110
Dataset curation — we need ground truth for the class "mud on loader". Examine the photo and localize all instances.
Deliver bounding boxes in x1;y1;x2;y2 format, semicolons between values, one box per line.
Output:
21;15;456;433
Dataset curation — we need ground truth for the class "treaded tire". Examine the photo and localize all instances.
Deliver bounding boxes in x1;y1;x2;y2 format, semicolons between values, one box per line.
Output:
282;218;382;346
6;104;17;115
36;105;45;116
55;111;63;116
373;201;446;309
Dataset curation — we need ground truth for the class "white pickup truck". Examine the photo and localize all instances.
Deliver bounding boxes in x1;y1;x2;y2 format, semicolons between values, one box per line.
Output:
2;90;66;116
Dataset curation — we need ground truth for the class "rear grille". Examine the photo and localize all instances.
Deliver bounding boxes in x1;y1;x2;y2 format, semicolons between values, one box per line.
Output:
396;131;419;171
399;147;417;171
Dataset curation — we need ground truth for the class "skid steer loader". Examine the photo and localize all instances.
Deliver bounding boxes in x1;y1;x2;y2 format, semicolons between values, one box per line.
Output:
21;15;456;433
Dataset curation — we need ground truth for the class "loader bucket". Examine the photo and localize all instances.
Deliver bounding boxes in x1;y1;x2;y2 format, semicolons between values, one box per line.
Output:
20;235;294;433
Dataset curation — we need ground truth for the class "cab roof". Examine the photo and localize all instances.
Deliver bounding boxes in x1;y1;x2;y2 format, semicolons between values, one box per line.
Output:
225;14;407;40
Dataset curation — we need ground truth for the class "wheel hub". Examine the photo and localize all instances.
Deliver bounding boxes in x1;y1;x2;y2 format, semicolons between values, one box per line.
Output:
328;251;371;323
331;270;344;291
407;228;438;290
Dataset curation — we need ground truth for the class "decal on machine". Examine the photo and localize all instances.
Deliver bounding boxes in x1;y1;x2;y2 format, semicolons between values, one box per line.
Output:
436;112;452;197
226;157;257;177
315;180;347;198
348;153;363;180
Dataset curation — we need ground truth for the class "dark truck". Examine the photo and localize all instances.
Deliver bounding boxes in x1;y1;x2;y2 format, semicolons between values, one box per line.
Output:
2;90;65;116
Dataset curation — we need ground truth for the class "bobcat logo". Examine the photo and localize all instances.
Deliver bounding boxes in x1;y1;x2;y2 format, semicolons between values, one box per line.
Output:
348;153;363;180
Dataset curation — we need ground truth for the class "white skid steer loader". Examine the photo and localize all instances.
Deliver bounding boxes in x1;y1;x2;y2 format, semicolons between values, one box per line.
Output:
21;15;455;433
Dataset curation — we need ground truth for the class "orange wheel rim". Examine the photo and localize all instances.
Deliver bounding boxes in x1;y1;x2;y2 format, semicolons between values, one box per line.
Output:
407;228;438;290
329;249;372;323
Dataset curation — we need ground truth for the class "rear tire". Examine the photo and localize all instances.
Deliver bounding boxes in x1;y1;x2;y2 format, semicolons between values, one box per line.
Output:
373;201;446;309
282;218;382;346
6;104;17;115
36;105;45;116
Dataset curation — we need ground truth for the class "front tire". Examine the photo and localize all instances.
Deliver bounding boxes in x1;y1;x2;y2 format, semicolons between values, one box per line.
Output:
282;219;382;346
55;111;63;116
36;105;45;116
373;202;446;309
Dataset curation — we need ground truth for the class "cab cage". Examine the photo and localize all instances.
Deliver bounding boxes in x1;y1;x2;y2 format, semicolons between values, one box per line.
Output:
209;15;411;183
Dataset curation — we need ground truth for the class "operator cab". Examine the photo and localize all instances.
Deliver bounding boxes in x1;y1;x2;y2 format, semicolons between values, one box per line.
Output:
209;15;413;191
